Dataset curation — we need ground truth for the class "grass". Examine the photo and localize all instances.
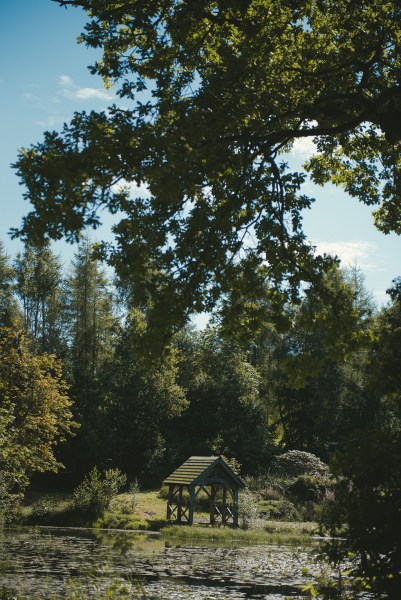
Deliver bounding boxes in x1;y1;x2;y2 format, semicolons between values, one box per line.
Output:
16;490;318;545
18;490;168;530
161;521;318;545
96;491;168;530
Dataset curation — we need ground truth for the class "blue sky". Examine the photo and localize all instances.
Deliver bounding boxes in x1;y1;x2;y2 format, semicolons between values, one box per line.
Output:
1;0;400;307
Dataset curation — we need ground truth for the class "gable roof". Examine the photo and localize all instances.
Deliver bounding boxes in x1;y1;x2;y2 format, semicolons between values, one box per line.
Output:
163;455;245;489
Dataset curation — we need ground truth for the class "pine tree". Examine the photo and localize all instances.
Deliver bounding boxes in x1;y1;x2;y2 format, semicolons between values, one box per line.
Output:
63;239;117;474
0;241;19;327
14;242;64;353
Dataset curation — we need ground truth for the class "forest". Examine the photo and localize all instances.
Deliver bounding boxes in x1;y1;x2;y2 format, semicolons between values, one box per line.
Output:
1;236;401;597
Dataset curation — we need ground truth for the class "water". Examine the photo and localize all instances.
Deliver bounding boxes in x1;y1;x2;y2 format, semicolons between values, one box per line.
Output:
0;527;324;598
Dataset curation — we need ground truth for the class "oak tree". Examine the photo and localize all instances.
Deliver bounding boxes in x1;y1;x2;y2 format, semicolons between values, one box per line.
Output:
13;0;401;342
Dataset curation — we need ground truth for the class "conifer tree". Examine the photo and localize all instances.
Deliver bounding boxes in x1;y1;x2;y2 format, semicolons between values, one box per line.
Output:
0;241;19;327
63;239;117;474
14;243;64;354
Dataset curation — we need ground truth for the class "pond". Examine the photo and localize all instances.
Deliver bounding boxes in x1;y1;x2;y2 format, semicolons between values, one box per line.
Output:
0;527;329;599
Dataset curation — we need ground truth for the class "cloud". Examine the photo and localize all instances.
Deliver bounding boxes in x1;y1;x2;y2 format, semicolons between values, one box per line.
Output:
315;240;384;272
74;87;115;101
59;75;74;87
291;122;319;158
58;74;114;102
111;179;151;198
34;115;67;128
22;92;40;103
291;136;317;157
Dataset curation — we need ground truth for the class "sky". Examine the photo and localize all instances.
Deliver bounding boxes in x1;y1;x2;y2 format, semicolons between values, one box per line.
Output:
1;0;401;308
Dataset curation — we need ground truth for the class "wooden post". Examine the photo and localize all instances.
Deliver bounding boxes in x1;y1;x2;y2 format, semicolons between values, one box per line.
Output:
232;488;239;528
189;485;195;525
177;485;183;524
209;485;216;525
222;487;227;525
167;484;173;520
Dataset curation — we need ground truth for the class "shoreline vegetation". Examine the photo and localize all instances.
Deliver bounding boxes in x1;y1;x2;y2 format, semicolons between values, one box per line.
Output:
13;489;319;545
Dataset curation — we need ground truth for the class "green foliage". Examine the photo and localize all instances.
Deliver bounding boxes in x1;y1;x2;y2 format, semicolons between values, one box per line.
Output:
60;238;118;477
65;238;117;382
280;266;375;387
0;326;77;506
29;495;60;523
73;467;127;516
257;498;300;521
171;328;274;473
272;451;330;478
319;281;401;598
288;475;326;503
238;489;260;530
247;457;331;522
0;241;19;328
14;242;65;353
99;309;187;481
14;0;401;347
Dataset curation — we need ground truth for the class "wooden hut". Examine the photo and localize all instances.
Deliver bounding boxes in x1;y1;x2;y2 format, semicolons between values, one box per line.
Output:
163;456;245;526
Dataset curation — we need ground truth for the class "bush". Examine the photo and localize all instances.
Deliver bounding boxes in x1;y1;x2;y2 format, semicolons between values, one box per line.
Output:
288;475;326;502
73;467;127;516
272;450;330;478
257;499;300;521
238;489;260;529
30;495;59;522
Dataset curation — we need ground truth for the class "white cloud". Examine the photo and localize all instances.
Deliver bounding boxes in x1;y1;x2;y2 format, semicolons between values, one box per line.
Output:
291;136;317;157
22;92;40;102
111;179;151;198
315;240;385;272
72;86;114;101
34;115;67;128
59;74;74;87
58;74;114;102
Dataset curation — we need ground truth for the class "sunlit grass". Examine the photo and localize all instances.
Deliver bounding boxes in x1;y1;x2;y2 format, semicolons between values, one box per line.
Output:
161;521;318;545
97;491;168;530
18;490;319;542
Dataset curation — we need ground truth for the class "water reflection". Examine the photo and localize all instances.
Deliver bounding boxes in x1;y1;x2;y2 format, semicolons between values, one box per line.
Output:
0;527;320;598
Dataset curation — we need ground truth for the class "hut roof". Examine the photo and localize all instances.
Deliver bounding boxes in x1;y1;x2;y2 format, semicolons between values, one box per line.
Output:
163;455;245;489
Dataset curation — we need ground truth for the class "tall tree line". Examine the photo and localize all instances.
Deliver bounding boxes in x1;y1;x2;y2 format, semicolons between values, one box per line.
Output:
0;237;393;486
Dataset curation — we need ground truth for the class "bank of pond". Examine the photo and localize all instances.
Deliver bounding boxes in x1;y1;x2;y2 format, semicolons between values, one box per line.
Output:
0;488;366;599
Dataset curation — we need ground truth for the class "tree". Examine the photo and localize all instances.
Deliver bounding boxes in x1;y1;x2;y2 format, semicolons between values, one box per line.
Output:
245;266;377;455
172;327;274;473
13;0;401;343
61;238;118;475
98;309;187;482
14;243;65;354
322;281;401;598
0;241;19;327
0;326;76;507
65;238;117;383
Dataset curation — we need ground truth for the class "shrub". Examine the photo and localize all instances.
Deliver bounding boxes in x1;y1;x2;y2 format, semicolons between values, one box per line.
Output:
258;499;300;521
30;495;59;522
288;475;326;502
238;489;260;529
158;485;169;500
73;467;127;516
272;450;330;478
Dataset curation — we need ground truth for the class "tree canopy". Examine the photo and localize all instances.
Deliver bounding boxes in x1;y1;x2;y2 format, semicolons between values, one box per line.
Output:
13;0;401;341
0;327;76;505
